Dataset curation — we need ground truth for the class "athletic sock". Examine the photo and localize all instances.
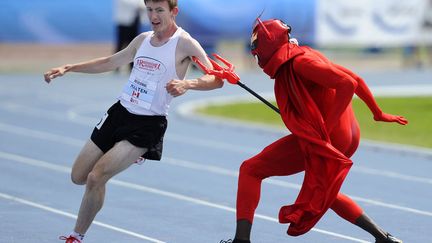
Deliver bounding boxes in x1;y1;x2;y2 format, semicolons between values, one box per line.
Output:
70;231;85;241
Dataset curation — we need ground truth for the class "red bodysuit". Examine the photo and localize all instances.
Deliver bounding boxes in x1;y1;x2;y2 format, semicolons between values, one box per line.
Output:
236;43;388;236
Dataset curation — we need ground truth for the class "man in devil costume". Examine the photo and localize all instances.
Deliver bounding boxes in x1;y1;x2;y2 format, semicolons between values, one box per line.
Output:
222;18;407;243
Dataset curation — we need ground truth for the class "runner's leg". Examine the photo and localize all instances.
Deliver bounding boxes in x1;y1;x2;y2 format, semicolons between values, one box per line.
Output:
73;140;147;234
71;139;104;185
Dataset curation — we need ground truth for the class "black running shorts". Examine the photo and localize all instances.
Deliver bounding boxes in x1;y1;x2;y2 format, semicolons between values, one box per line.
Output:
90;101;167;160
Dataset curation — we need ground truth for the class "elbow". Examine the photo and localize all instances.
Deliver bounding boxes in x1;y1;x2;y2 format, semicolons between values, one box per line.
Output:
350;79;358;91
341;78;357;93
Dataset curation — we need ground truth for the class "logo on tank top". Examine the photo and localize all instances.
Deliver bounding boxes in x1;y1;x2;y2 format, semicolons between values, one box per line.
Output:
134;56;167;75
121;56;168;110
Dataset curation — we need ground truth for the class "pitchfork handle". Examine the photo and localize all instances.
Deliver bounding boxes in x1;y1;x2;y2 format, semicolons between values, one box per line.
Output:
237;81;280;114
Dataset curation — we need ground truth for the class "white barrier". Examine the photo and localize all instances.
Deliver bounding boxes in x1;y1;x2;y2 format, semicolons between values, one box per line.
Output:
316;0;432;46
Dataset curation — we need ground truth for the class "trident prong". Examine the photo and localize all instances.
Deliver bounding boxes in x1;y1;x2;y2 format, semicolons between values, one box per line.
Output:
191;54;280;114
192;55;239;84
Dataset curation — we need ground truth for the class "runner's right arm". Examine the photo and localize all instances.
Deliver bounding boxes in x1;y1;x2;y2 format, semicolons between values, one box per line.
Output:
44;33;149;83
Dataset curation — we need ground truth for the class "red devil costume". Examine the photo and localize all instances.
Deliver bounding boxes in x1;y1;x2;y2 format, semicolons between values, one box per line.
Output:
233;18;408;238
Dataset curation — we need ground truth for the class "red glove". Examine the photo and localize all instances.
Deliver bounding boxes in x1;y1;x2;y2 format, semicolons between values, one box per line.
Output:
374;112;408;125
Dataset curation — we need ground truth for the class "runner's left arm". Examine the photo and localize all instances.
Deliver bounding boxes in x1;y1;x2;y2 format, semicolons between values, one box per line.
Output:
166;37;223;97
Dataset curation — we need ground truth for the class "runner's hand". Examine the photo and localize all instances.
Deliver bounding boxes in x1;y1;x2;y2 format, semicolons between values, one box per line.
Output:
166;79;188;97
44;65;71;83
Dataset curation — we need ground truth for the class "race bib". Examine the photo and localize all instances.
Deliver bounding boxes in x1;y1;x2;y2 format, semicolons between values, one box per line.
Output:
122;56;167;109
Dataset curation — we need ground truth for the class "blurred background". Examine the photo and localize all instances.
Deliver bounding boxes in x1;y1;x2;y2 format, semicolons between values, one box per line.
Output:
0;0;432;73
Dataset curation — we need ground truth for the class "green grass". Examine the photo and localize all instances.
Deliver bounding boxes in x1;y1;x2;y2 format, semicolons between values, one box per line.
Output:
197;97;432;148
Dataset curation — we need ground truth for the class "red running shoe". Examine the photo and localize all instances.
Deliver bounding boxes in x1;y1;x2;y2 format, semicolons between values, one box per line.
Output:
59;235;81;243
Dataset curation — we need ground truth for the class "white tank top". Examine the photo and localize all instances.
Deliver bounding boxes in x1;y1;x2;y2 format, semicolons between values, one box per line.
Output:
119;27;184;116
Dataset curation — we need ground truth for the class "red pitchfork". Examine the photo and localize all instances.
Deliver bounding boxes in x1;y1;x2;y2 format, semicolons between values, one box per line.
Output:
192;54;280;114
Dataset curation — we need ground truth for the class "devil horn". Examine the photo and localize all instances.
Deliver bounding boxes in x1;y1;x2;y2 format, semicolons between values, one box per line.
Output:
256;18;273;40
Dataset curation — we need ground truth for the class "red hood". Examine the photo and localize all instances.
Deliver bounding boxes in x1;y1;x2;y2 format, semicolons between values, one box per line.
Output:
263;43;305;79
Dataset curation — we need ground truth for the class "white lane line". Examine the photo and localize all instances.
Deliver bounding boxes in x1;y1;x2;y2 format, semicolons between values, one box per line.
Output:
164;153;432;186
108;180;370;243
0;122;84;147
0;151;369;243
1;121;431;185
0;109;256;154
0;102;92;126
348;196;432;217
2;102;432;158
0;192;166;243
161;157;432;218
1;122;432;217
371;85;432;97
353;166;432;185
167;133;258;154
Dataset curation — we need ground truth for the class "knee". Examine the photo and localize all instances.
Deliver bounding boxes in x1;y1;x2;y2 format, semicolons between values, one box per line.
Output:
71;171;87;185
239;160;252;175
85;171;104;190
331;193;363;223
239;159;262;179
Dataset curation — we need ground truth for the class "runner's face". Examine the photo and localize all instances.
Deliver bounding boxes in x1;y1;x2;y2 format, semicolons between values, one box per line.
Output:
146;1;177;33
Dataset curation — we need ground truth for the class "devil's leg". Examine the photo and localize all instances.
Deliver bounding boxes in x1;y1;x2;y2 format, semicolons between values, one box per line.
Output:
235;135;304;240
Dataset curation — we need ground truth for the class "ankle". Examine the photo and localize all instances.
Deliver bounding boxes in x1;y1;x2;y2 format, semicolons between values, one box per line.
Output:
235;219;252;241
70;231;85;241
233;239;251;243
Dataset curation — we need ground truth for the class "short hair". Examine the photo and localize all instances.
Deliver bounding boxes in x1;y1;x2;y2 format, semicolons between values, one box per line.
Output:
144;0;178;11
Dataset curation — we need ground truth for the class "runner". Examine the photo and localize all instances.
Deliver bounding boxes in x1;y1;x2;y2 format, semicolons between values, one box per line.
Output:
44;1;222;242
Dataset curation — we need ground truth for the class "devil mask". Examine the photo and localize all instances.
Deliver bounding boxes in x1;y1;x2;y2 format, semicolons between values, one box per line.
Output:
250;18;291;69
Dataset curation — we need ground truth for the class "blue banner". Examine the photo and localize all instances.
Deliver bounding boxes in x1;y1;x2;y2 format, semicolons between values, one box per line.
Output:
0;0;316;44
